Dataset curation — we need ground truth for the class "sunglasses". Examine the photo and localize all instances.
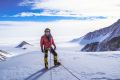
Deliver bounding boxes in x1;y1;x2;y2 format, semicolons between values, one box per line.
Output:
45;31;50;32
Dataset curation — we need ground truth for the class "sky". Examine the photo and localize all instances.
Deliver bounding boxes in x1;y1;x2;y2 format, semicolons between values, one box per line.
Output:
0;0;120;21
0;0;120;44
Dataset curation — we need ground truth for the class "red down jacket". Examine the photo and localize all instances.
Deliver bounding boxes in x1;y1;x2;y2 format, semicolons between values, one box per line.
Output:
40;35;55;49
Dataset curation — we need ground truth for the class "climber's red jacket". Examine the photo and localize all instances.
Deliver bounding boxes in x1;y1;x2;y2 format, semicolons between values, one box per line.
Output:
40;35;56;50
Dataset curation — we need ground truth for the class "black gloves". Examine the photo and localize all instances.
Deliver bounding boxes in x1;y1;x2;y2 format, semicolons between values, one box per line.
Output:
54;46;56;50
41;48;44;53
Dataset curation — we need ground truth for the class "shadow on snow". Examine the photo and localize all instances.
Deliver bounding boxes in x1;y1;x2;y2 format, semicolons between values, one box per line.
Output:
25;66;56;80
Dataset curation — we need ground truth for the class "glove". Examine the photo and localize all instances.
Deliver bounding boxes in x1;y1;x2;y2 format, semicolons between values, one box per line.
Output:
41;49;44;53
54;46;56;50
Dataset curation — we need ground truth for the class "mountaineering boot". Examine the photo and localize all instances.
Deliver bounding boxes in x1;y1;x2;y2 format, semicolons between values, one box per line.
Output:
53;53;61;66
45;63;48;69
44;55;48;69
54;61;61;66
56;62;61;66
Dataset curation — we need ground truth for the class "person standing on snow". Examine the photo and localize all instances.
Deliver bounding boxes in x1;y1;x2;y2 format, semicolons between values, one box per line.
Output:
40;28;61;69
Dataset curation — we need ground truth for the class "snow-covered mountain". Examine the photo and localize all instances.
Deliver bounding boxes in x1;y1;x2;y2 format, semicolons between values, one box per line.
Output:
80;19;120;51
16;41;33;50
81;19;120;44
0;50;9;61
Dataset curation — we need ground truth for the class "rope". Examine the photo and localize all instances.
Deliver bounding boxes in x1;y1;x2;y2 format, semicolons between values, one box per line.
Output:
61;64;81;80
48;49;80;80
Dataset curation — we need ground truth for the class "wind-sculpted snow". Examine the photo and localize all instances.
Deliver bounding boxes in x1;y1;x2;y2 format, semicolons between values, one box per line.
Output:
0;42;120;80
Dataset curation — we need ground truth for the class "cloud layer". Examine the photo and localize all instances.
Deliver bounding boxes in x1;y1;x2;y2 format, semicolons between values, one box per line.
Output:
0;18;117;44
18;0;120;18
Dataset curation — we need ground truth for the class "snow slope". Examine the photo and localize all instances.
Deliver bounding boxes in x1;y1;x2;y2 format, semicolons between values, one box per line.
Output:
0;43;120;80
74;19;120;45
0;19;120;80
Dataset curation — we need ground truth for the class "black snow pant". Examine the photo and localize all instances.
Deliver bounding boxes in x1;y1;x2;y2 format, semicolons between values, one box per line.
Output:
44;48;58;68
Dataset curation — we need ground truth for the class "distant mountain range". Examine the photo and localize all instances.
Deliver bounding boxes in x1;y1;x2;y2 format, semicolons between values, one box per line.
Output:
74;19;120;51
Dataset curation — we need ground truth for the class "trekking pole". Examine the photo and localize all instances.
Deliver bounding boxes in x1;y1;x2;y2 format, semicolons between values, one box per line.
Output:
50;50;53;80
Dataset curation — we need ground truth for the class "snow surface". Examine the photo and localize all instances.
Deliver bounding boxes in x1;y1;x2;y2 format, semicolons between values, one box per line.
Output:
0;20;120;80
0;42;120;80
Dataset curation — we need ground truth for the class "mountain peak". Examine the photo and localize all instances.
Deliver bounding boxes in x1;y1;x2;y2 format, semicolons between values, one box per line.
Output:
16;41;32;48
117;19;120;22
80;19;120;51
